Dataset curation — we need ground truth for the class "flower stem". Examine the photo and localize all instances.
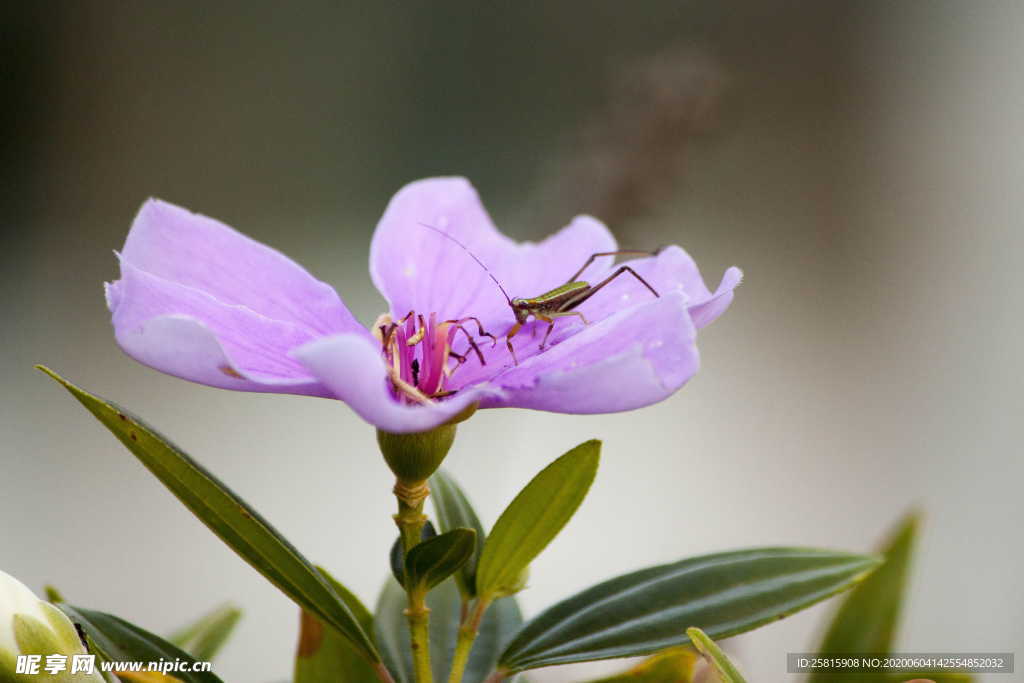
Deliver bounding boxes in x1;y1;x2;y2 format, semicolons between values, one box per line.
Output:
394;480;430;550
395;479;433;683
406;590;433;683
447;597;492;683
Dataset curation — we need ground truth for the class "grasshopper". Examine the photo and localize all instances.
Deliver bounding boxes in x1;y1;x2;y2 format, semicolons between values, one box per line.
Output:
420;224;661;365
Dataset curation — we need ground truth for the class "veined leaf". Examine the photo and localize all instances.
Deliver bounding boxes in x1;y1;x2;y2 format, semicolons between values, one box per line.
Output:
499;548;881;672
168;603;241;662
687;627;747;683
40;366;380;664
375;578;524;683
295;567;379;683
585;647;697;682
56;604;223;683
476;440;600;599
430;470;486;597
405;529;476;592
389;522;437;588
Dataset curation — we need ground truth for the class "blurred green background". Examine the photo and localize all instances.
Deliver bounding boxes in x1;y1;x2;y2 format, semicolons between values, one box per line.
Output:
2;2;1021;680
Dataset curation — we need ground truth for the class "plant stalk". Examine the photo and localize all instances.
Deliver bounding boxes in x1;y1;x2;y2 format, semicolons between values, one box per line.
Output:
406;593;433;683
395;479;433;683
447;597;492;683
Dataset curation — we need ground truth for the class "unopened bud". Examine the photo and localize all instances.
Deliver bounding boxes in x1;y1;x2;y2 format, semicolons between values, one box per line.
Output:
0;569;104;681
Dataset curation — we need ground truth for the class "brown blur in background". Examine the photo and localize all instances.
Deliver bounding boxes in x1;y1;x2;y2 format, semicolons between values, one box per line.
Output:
2;2;1022;681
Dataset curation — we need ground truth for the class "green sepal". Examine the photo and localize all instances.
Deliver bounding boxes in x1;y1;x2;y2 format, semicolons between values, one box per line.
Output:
476;440;600;600
377;425;456;484
13;614;64;657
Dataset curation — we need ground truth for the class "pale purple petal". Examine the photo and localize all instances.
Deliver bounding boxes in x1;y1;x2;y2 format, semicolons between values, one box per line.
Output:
108;261;329;395
293;334;505;433
479;291;698;413
689;266;743;328
561;246;741;331
122;199;364;336
369;177;617;329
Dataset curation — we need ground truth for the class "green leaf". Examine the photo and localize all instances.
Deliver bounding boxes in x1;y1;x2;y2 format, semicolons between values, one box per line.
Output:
168;603;242;661
295;567;379;683
390;522;437;587
405;529;476;592
810;513;968;683
585;647;697;682
476;440;600;599
814;512;917;656
39;366;380;664
375;578;524;683
56;604;223;683
499;547;881;672
687;627;747;683
430;469;486;597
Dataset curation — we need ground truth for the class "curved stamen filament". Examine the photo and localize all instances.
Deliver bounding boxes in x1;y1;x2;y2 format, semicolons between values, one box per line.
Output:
373;311;496;404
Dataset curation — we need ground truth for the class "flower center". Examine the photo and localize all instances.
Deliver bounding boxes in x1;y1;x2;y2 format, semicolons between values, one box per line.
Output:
373;311;496;404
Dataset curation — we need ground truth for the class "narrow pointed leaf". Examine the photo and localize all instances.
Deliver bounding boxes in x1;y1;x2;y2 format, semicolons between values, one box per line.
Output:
169;603;241;661
430;469;486;597
687;628;747;683
585;647;697;682
375;578;524;683
295;568;379;683
499;548;881;672
405;528;476;592
814;512;918;656
477;440;600;599
39;366;380;663
811;514;963;683
56;604;223;683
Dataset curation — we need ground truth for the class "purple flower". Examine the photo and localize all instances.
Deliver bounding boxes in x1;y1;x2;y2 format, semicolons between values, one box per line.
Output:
106;178;740;433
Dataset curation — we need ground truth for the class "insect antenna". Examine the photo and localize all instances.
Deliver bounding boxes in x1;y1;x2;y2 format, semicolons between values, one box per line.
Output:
418;222;513;305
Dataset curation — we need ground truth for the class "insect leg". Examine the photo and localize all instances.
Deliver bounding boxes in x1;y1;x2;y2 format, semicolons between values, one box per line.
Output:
538;311;587;349
505;321;522;366
451;323;487;365
563;250;662;285
563;265;660;310
444;316;497;347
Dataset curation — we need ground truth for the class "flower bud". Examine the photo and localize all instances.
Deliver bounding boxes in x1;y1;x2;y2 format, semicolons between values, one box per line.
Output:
0;569;104;682
376;423;458;487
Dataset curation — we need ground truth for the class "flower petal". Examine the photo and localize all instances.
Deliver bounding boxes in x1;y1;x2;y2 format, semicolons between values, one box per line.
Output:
561;245;742;331
121;199;363;336
108;261;329;394
480;291;699;413
293;334;505;433
689;265;743;328
369;177;617;328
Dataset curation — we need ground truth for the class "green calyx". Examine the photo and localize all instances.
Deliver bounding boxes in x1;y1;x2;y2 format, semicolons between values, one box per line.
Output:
377;423;458;485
